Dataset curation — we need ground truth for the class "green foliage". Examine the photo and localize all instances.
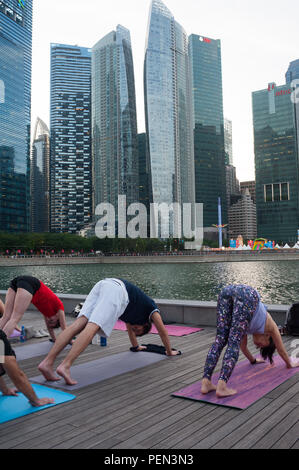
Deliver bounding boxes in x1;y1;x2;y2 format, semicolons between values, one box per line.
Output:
0;232;170;254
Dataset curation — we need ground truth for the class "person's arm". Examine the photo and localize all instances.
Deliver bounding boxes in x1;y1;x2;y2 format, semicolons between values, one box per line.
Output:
0;375;18;396
3;356;54;407
151;311;178;356
267;315;297;368
126;323;145;350
57;310;67;331
240;335;265;364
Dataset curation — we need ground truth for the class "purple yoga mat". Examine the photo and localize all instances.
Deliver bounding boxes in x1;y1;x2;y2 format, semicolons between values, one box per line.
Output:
172;356;299;409
114;320;203;336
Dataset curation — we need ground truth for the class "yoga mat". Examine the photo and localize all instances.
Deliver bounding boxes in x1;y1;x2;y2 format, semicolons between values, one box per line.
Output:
30;351;167;391
114;320;203;336
0;384;75;424
10;330;21;339
15;341;71;361
172;356;299;410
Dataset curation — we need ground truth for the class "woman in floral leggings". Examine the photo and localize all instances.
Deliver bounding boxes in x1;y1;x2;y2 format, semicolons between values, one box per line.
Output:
201;284;299;397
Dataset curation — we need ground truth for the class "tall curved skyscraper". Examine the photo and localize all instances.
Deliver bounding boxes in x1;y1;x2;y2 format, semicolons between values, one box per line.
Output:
30;117;50;232
92;25;139;212
144;0;195;235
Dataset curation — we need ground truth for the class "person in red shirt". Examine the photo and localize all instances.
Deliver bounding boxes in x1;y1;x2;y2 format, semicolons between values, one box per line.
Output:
0;276;67;342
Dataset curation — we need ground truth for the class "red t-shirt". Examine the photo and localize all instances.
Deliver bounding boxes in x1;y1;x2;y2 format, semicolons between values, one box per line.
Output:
31;281;64;318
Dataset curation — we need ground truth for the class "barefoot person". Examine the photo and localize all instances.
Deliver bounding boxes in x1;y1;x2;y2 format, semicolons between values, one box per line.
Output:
201;284;299;398
0;276;68;342
0;329;54;407
38;278;180;385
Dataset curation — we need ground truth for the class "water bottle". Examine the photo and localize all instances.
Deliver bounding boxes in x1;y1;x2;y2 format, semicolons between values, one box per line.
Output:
100;336;107;347
20;326;26;343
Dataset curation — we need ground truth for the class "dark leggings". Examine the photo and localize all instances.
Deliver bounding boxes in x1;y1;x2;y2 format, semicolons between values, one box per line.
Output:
203;285;259;383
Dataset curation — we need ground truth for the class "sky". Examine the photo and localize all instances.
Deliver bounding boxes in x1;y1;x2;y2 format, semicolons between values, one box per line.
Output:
31;0;299;182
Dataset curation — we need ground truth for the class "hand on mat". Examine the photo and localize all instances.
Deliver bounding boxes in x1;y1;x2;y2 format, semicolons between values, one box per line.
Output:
166;350;181;356
2;387;19;397
254;359;266;364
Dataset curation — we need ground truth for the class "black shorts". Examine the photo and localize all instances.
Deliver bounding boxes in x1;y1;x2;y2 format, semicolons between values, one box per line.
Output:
0;330;16;377
9;276;41;296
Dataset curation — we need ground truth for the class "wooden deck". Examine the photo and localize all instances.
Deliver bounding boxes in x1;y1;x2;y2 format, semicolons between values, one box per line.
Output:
0;324;298;450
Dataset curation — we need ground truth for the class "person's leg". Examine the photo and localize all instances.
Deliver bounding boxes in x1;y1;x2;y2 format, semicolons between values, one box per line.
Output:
56;322;100;385
2;289;32;338
0;288;16;330
201;287;233;394
216;286;259;397
38;316;88;381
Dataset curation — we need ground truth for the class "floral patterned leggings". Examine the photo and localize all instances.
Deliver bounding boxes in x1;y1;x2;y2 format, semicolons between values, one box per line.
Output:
203;285;259;383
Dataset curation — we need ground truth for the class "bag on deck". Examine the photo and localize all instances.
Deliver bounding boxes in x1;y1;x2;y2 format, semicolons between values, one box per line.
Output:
285;303;299;336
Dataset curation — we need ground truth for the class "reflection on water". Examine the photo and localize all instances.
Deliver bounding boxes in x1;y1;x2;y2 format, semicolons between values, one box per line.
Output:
0;261;298;304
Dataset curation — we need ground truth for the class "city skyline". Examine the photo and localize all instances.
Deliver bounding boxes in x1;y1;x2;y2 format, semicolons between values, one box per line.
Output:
31;0;299;183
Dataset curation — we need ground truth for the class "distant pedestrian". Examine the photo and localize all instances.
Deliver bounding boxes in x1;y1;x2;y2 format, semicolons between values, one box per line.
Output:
0;276;68;342
38;278;180;385
201;284;299;397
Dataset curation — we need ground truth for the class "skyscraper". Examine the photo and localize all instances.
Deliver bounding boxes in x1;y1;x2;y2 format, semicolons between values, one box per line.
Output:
30;118;50;232
0;0;32;232
224;118;233;166
189;33;227;231
50;43;92;233
252;82;299;243
144;0;195;236
92;25;139;213
286;59;299;83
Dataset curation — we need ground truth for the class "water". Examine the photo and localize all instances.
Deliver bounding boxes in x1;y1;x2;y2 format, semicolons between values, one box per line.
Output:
0;260;298;304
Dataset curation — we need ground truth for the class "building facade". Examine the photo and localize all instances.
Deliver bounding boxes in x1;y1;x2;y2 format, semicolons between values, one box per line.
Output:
240;180;256;204
224;118;233;166
0;0;32;232
228;189;257;240
144;0;195;236
50;43;92;233
92;25;139;214
252;82;299;243
286;59;299;83
30;118;50;232
189;33;227;231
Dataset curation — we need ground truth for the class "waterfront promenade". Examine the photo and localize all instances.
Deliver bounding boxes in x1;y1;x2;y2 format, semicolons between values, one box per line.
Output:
1;250;299;266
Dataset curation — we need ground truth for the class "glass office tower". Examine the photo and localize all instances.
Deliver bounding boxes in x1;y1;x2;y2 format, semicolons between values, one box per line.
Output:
189;34;227;229
252;82;299;243
144;0;195;236
286;59;299;83
50;44;92;233
30;118;50;232
0;0;32;232
92;25;139;213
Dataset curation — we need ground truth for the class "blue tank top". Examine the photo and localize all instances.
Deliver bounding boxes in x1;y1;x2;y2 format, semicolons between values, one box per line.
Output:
247;301;267;334
119;279;160;325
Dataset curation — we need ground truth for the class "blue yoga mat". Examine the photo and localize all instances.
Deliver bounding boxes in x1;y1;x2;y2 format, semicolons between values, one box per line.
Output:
0;384;76;424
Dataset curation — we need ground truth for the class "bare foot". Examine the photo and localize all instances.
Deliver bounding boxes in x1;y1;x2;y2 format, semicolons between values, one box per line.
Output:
216;381;237;397
56;364;77;386
38;361;61;382
201;379;217;394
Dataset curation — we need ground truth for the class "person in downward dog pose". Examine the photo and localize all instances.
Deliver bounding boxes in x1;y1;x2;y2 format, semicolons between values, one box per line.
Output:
201;284;299;398
38;278;180;385
0;276;68;342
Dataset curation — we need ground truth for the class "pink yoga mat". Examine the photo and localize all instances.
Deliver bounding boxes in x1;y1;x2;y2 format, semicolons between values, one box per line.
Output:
10;329;21;339
114;320;203;336
172;356;299;409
